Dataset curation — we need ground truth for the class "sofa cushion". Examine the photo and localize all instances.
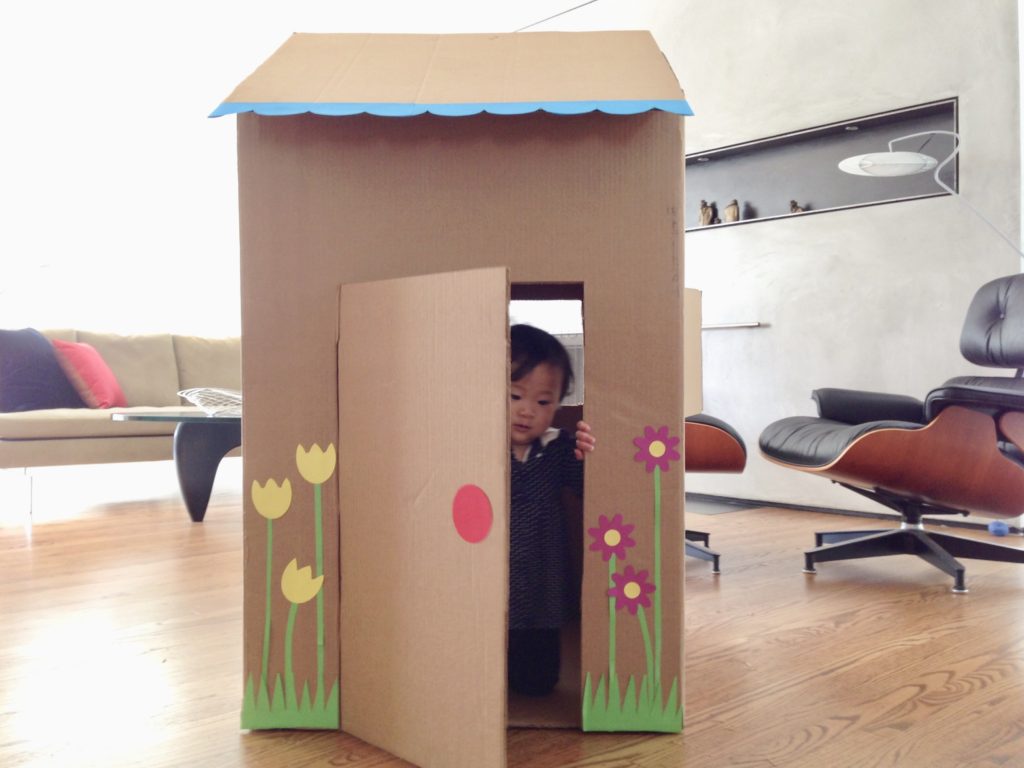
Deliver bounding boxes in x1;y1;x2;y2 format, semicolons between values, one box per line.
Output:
0;328;86;412
41;329;79;343
0;406;193;439
77;332;181;407
52;339;128;409
173;335;242;393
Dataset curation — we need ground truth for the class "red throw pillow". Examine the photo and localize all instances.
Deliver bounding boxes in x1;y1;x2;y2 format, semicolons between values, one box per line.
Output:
51;339;127;408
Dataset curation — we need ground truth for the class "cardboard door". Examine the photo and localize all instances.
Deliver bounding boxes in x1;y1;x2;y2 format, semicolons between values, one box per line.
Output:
338;267;510;768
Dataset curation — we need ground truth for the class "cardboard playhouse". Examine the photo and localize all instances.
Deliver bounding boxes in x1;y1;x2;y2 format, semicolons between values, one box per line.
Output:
214;30;696;768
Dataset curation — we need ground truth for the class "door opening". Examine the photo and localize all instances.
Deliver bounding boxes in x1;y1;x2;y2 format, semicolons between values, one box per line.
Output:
507;283;585;728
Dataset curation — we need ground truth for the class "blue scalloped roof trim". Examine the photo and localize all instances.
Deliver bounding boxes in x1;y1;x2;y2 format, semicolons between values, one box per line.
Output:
209;99;693;118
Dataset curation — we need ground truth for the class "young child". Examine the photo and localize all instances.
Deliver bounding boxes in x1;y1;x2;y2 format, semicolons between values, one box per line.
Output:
508;323;595;696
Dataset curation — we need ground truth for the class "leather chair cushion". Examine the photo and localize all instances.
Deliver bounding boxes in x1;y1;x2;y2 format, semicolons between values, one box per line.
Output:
759;415;925;468
813;388;925;425
960;274;1024;368
925;375;1024;419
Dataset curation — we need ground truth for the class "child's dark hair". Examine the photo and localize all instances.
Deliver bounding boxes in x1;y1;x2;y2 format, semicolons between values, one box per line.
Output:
510;324;574;402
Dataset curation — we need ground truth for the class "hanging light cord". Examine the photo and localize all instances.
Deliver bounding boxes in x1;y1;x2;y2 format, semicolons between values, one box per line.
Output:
891;130;1023;259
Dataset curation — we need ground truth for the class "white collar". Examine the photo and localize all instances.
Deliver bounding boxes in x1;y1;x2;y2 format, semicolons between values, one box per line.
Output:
518;427;561;462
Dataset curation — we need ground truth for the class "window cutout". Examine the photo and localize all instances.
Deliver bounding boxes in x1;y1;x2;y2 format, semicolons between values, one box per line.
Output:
509;294;584;406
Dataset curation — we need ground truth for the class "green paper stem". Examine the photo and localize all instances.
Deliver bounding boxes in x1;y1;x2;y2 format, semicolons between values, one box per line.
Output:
314;482;325;703
284;601;299;710
608;554;617;690
653;465;663;696
261;517;273;690
637;604;655;709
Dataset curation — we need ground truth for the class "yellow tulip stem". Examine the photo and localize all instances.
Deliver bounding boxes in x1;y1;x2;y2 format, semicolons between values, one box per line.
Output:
284;601;299;710
314;482;325;703
261;517;273;691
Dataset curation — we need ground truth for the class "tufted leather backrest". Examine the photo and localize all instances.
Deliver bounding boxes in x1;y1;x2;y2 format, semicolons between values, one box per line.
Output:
960;274;1024;368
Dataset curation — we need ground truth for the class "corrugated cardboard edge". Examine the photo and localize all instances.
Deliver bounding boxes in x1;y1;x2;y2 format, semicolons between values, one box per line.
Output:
211;31;692;117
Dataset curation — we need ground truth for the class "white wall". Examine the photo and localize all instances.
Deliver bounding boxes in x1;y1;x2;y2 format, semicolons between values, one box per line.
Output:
0;0;568;336
541;0;1022;511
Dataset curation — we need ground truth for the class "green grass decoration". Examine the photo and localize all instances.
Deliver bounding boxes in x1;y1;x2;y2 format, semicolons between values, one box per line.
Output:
582;673;681;732
241;674;340;730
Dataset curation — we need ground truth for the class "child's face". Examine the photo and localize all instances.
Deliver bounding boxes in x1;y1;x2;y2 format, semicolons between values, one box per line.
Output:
510;362;563;453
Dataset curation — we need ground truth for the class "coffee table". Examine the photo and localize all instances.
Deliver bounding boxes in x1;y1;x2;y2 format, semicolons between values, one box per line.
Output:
112;410;241;522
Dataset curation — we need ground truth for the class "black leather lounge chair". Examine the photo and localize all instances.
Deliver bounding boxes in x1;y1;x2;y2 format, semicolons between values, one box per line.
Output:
759;273;1024;592
685;414;748;573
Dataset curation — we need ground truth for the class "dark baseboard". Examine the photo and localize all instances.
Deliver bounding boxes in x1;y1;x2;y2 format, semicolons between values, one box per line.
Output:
685;492;1024;536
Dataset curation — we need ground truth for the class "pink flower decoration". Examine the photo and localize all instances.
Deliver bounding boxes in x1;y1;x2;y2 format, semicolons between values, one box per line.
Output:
608;565;657;615
633;425;681;473
587;513;637;562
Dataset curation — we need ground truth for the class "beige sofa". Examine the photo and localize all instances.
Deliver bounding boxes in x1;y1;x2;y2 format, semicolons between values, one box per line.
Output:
0;331;240;469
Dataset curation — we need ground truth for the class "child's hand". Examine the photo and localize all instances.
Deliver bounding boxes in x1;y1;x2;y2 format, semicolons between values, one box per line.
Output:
574;420;596;460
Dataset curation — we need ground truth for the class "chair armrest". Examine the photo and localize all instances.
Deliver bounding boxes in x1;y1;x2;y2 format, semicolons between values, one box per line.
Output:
812;388;925;425
925;376;1024;420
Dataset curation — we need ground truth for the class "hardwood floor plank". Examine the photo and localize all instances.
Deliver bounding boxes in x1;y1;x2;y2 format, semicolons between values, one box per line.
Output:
2;499;1023;767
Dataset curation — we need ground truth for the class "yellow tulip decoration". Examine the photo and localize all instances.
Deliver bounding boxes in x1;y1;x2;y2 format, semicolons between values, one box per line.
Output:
295;443;336;707
295;443;337;485
281;558;324;710
252;477;292;520
252;478;292;695
282;557;324;604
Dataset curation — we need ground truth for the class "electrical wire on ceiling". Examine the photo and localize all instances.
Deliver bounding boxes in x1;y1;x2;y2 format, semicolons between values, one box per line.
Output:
514;0;603;32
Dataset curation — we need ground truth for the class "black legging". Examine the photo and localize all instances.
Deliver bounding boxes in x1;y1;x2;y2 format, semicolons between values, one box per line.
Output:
508;628;560;696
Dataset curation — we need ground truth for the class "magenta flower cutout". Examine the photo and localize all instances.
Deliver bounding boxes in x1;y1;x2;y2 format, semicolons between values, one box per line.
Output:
633;425;681;473
587;513;637;562
608;565;657;615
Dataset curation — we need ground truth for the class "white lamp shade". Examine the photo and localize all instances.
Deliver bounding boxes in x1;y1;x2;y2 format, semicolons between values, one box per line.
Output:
838;151;938;177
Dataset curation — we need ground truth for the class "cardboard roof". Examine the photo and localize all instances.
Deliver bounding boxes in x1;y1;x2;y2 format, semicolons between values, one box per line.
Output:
212;30;692;117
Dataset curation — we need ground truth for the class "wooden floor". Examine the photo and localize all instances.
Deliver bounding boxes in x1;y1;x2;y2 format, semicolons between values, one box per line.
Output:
3;494;1024;767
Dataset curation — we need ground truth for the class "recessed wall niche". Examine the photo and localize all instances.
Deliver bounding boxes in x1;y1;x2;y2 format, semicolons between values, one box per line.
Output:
685;99;957;230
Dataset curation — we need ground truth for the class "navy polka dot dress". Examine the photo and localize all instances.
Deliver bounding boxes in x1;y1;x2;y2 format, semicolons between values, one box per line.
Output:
508;429;583;630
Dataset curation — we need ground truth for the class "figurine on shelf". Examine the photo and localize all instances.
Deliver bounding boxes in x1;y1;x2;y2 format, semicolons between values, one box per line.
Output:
723;199;739;223
790;200;805;214
699;199;714;226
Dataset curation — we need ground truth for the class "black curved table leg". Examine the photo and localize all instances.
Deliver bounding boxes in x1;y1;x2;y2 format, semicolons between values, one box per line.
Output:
173;421;242;522
685;540;722;574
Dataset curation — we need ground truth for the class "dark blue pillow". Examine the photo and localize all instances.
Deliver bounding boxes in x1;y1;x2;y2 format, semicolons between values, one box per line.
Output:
0;328;86;412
